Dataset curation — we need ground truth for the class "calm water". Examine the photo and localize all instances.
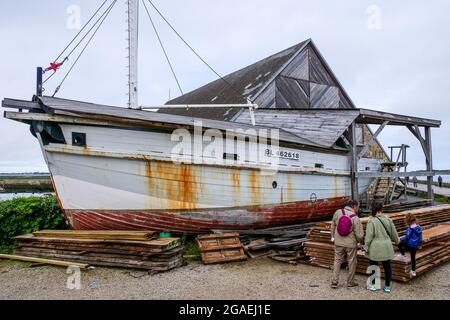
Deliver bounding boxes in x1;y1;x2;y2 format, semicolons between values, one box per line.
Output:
0;192;55;201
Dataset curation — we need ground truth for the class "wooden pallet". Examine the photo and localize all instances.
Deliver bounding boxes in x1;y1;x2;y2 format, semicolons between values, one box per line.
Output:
197;233;247;265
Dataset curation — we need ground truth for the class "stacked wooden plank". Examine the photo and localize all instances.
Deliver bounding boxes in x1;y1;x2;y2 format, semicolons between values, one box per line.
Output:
304;205;450;282
12;230;185;272
31;230;158;241
226;223;315;262
197;233;247;264
381;199;433;213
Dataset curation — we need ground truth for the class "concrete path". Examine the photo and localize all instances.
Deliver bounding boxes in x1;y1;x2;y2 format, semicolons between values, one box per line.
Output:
406;183;450;198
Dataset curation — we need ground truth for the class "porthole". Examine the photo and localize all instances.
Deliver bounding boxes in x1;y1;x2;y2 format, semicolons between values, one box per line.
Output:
272;181;278;189
72;132;86;147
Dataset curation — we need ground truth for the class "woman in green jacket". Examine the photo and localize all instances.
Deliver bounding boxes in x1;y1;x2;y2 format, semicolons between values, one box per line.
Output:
364;202;400;293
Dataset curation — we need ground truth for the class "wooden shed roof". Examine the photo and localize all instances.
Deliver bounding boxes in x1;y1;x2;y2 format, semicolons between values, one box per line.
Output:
161;40;310;120
235;109;360;147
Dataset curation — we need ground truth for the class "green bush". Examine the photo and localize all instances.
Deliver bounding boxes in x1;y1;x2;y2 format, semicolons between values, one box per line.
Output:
0;195;67;253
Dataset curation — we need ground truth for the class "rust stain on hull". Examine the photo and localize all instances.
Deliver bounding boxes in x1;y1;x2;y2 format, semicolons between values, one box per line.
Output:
230;168;241;205
145;161;198;210
248;171;261;205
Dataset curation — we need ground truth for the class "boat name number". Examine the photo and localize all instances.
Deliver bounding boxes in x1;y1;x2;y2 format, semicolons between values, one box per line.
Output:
265;149;300;160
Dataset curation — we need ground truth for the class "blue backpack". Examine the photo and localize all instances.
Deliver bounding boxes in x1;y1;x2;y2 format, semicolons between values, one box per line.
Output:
404;226;423;248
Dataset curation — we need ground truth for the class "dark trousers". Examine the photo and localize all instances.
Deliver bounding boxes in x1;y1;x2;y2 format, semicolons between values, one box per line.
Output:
369;260;392;287
398;240;417;271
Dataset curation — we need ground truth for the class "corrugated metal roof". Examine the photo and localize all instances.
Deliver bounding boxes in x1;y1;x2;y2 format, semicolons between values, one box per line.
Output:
160;40;310;121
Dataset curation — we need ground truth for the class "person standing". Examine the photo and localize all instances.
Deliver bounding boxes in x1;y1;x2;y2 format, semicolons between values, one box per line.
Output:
438;176;443;188
412;176;418;188
398;213;422;277
364;202;400;293
330;200;364;289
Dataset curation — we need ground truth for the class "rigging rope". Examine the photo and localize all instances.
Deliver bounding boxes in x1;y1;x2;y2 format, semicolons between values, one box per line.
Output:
141;0;183;95
52;0;117;97
145;0;250;102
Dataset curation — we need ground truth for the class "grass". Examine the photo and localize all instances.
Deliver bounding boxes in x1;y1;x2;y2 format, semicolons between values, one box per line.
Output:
185;240;200;257
434;196;450;204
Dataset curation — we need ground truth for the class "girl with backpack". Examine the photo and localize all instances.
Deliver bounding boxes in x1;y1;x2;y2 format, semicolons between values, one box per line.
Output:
398;213;422;277
363;202;400;293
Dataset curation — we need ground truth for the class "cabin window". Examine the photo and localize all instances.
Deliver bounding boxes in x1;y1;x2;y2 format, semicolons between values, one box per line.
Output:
72;132;87;147
272;181;278;189
315;163;324;169
365;167;371;171
223;153;239;161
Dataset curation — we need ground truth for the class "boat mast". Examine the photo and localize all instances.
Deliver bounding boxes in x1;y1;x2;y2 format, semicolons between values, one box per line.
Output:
127;0;139;109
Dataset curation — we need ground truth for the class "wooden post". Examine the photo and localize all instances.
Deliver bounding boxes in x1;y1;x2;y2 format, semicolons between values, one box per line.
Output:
350;123;359;202
36;67;43;97
425;127;434;200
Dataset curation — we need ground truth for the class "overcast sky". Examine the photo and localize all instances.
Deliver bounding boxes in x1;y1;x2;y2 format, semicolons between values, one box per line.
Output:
0;0;449;174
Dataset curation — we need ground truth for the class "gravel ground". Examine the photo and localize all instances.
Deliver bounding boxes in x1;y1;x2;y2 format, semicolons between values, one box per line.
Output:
0;258;449;300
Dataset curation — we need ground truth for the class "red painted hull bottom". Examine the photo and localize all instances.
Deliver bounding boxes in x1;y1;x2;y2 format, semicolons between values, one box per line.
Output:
64;197;349;234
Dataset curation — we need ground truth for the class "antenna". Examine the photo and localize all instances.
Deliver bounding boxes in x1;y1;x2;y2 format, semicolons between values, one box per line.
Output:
127;0;139;109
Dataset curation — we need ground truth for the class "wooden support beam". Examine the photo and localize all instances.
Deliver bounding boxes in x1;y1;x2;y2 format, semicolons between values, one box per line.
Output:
350;123;359;202
425;127;434;200
407;125;430;164
0;254;89;269
358;121;389;160
2;98;41;111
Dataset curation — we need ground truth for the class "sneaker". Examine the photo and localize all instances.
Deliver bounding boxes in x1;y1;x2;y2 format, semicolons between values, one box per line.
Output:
384;286;392;293
366;284;378;292
331;282;338;289
347;282;359;288
410;271;417;277
396;254;407;261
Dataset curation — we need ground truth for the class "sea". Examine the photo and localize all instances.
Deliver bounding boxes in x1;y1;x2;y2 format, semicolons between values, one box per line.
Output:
0;192;55;201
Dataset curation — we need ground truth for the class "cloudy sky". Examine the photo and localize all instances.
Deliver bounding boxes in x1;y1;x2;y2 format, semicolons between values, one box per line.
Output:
0;0;449;174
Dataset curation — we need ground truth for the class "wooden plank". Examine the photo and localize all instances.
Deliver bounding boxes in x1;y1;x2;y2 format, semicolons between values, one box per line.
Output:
358;109;441;128
358;121;389;160
0;253;89;269
350;122;359;201
200;248;247;265
15;234;180;249
310;83;340;109
197;232;241;240
408;125;430;164
425;127;434;200
33;230;159;241
357;170;435;178
2;98;41;110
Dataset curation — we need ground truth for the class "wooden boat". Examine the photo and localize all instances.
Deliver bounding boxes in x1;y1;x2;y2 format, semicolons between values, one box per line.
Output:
3;95;384;233
3;1;438;233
